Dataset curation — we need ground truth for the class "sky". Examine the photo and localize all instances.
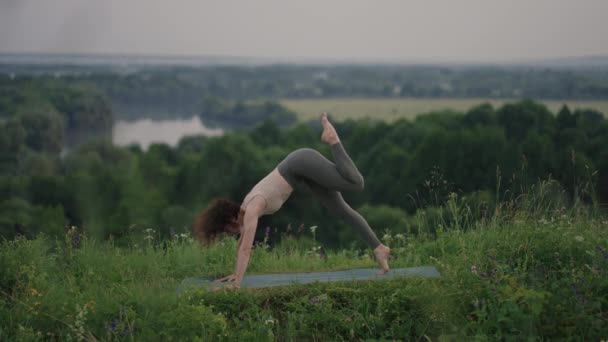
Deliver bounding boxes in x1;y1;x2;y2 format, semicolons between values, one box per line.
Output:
1;0;608;63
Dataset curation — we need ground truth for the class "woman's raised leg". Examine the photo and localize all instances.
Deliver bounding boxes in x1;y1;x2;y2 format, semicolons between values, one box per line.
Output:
277;113;364;192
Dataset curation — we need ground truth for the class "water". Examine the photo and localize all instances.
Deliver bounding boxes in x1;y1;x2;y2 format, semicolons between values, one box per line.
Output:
112;116;224;150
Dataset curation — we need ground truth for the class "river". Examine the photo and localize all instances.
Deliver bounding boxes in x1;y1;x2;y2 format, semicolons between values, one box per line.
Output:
112;116;224;150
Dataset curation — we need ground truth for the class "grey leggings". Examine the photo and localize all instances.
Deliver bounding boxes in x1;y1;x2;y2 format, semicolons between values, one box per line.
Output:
277;143;382;248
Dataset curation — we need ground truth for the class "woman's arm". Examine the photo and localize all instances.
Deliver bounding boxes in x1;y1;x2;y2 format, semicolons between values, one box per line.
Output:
232;196;265;288
213;234;243;283
235;233;243;254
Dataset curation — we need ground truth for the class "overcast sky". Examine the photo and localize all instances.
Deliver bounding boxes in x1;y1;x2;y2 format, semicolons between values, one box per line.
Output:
1;0;607;63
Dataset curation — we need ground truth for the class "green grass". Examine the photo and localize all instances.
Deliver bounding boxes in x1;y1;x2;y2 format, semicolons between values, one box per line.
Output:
1;192;607;340
281;98;608;122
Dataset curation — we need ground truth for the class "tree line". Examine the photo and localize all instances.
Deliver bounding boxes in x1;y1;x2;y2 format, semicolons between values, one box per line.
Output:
1;80;606;248
3;64;608;120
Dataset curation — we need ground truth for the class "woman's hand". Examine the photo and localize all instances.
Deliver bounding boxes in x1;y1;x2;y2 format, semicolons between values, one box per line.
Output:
213;274;237;283
211;283;240;292
222;283;240;290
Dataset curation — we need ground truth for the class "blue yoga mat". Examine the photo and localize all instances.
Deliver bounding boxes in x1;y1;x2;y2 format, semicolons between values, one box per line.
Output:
177;266;440;293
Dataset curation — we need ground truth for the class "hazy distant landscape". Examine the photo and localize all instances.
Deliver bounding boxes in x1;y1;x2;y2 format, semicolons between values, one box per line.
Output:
5;53;608;148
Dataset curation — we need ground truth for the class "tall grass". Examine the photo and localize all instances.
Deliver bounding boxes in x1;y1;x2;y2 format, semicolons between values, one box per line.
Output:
1;180;607;340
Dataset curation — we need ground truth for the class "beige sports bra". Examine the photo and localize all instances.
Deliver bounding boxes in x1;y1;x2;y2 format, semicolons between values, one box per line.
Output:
240;168;293;216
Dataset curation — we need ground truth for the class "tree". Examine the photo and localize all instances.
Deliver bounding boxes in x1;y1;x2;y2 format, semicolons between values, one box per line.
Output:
17;110;65;154
0;118;26;172
0;198;32;239
464;103;496;127
497;100;554;140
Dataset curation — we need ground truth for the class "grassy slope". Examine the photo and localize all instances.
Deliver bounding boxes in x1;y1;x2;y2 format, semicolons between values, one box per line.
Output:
281;98;608;122
1;206;607;340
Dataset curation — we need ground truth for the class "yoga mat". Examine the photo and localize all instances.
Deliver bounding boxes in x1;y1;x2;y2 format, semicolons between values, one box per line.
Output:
177;266;440;293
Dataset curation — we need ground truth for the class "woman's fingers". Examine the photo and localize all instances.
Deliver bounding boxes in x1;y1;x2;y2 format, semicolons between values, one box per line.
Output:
211;283;239;292
213;274;236;282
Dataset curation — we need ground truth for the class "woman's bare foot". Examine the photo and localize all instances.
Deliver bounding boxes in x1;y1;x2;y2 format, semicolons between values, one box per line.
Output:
320;112;340;145
374;244;391;275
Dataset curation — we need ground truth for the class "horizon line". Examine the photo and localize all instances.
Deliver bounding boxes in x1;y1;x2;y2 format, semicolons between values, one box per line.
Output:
1;50;608;67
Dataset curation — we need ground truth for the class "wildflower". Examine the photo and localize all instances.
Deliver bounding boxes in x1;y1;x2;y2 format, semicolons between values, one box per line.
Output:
382;233;392;242
310;294;328;305
309;226;318;234
471;265;478;275
30;288;41;297
264;317;275;325
395;233;405;241
107;318;117;332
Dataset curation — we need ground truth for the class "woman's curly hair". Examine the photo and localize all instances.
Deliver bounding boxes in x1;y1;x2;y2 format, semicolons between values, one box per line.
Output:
193;198;241;246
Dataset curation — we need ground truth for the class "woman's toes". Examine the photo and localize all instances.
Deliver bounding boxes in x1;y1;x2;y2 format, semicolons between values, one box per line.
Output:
373;245;391;273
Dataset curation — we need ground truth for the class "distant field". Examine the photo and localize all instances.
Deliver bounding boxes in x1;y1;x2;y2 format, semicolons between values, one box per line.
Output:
280;98;608;122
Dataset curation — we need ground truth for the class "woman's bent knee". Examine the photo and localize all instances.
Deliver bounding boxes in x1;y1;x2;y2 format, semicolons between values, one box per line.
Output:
354;175;365;191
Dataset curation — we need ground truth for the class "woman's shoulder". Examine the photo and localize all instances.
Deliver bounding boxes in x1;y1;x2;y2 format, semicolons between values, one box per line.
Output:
242;194;267;217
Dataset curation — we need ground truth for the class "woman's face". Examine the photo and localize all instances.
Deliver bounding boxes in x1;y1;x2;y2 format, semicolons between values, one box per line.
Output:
224;217;240;235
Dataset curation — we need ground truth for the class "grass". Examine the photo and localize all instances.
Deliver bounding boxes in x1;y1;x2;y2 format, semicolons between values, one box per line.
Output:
280;98;608;122
1;186;607;340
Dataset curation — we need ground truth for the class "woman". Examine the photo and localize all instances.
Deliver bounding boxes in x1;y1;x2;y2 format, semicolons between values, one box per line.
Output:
194;113;391;289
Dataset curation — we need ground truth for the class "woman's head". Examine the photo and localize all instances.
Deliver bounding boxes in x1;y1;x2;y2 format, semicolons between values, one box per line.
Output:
193;198;242;246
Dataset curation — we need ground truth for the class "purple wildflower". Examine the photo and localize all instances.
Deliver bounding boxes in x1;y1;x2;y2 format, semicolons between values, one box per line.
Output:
106;318;117;332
